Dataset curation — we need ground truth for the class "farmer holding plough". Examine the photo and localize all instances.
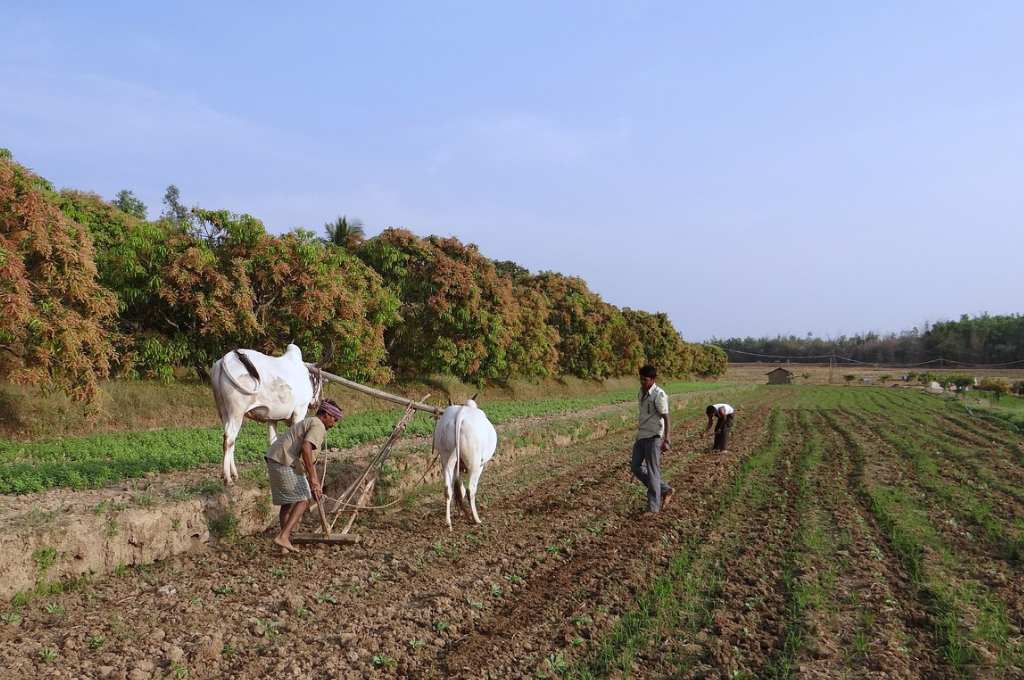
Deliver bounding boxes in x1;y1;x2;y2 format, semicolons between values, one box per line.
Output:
264;399;343;553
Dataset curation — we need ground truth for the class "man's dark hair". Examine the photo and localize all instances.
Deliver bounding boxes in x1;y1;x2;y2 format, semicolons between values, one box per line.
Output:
639;365;657;378
706;405;716;416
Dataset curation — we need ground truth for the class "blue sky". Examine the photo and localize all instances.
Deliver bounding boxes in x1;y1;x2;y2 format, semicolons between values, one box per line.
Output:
2;2;1021;340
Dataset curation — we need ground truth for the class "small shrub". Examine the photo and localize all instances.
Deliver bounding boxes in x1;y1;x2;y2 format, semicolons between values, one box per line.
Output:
32;547;57;574
315;592;337;605
208;512;238;539
979;377;1009;401
38;647;58;663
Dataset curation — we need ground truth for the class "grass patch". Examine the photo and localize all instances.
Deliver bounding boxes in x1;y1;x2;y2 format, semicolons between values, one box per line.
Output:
0;381;720;494
208;512;239;540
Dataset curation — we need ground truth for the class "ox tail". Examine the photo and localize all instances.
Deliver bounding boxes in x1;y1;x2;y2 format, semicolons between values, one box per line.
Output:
454;404;471;480
210;361;230;426
234;349;261;383
219;350;260;396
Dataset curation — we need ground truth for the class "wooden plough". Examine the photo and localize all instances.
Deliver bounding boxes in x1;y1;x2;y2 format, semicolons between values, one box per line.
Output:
291;366;443;546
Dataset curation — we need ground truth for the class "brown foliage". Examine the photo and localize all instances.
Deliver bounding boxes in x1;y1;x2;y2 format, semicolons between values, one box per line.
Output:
0;158;118;401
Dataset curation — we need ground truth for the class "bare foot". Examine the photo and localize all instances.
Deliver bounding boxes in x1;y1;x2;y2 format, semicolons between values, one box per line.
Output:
273;536;299;554
661;488;675;510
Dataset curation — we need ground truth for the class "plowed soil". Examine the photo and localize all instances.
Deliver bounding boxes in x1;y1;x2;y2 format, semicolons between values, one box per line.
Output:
3;386;1023;679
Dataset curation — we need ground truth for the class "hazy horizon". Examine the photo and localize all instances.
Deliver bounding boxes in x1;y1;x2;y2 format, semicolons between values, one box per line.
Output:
3;2;1021;342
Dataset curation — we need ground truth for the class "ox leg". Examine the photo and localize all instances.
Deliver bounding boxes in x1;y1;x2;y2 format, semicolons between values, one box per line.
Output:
222;415;243;485
467;464;484;524
442;451;459;532
454;469;473;523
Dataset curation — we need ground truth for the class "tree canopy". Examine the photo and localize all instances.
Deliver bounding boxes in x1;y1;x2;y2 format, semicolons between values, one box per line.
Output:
0;152;723;399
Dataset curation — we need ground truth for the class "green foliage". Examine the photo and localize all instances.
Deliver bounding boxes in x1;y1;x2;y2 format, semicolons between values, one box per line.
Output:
692;344;728;377
979;377;1009;400
54;191;397;381
323;215;365;249
32;547;57;573
0;381;711;493
946;374;973;392
718;313;1024;365
622;308;691;376
359;229;558;381
4;154;721;399
208;512;238;539
529;272;636;379
161;184;191;226
111;190;147;219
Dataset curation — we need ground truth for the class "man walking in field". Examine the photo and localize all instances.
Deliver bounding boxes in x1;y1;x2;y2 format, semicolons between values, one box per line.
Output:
265;399;343;553
705;403;735;452
632;365;673;513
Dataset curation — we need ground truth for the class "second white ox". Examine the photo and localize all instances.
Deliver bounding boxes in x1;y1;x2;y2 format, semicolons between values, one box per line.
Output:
210;344;320;485
433;399;497;530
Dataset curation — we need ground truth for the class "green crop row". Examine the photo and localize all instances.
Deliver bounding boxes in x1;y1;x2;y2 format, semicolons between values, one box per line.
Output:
0;381;719;494
571;409;787;678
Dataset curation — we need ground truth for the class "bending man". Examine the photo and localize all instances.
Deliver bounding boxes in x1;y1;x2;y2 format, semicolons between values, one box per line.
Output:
705;403;735;453
265;399;343;553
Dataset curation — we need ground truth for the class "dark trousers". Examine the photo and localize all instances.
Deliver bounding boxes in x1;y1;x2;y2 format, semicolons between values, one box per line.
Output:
713;414;734;451
631;436;671;512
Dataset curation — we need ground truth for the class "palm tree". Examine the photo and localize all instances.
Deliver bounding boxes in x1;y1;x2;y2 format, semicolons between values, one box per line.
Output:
324;215;366;249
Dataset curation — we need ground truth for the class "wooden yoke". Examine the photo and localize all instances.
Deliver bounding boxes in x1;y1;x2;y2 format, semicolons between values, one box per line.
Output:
305;364;442;417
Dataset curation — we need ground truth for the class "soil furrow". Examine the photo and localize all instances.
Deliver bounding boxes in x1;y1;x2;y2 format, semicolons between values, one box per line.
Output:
801;409;944;679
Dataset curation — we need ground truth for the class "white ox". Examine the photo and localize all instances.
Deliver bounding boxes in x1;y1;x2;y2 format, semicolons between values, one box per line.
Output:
433;399;497;530
210;344;320;484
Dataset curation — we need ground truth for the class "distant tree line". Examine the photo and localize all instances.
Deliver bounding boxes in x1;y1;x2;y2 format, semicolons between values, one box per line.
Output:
0;151;725;401
713;314;1024;365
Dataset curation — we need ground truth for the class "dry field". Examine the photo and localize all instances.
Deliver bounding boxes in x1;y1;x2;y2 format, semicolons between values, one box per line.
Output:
2;385;1023;679
727;362;1024;386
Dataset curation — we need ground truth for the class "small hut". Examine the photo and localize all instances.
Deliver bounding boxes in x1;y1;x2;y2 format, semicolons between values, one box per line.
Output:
767;367;793;385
